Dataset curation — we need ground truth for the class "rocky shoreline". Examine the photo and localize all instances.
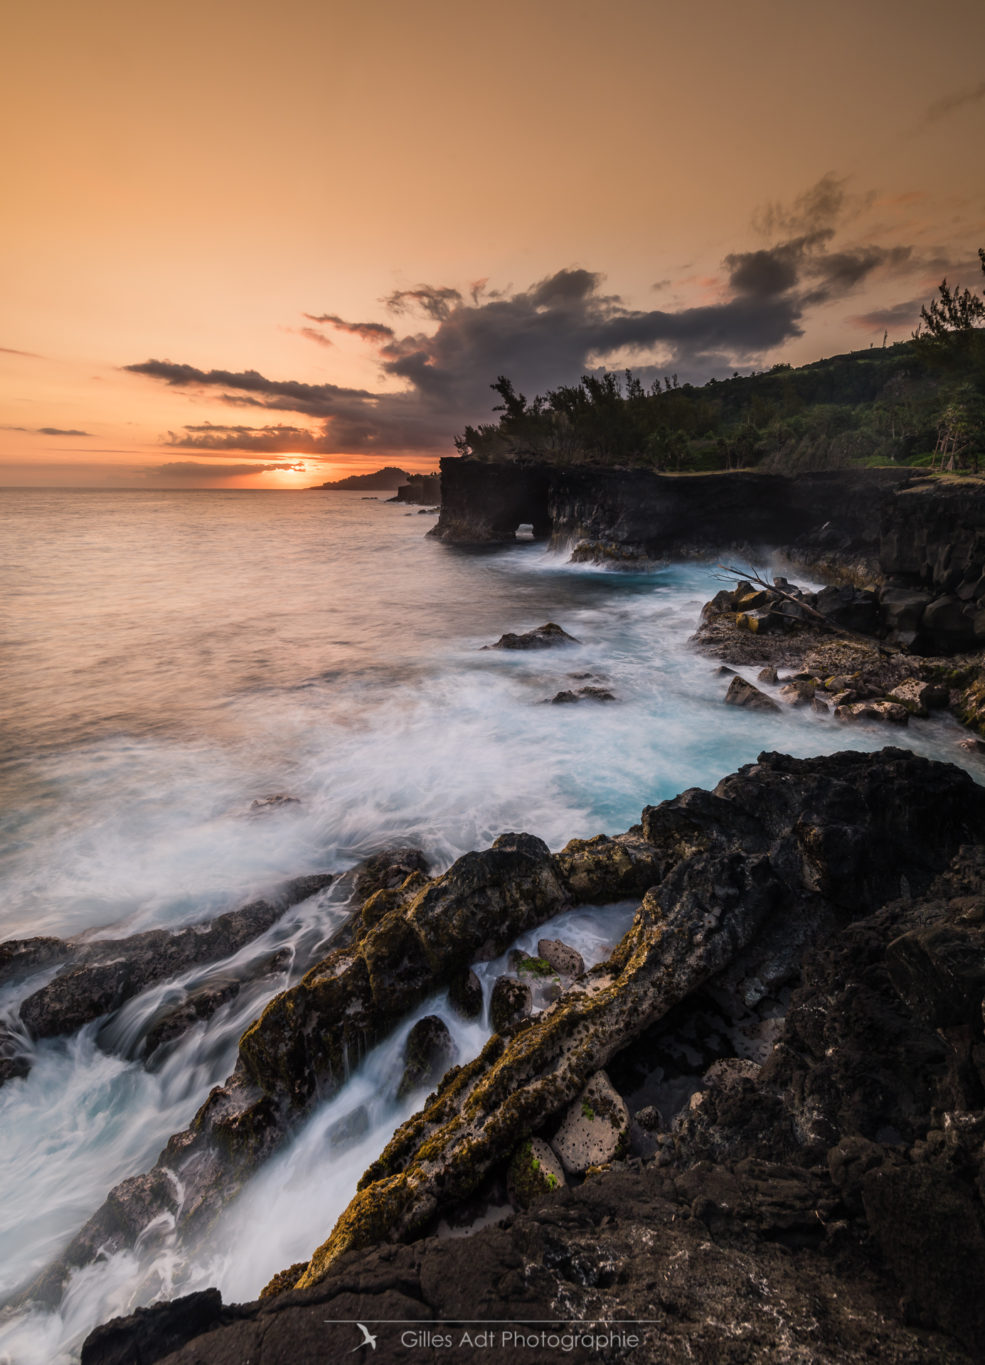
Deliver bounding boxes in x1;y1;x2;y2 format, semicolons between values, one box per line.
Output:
7;478;985;1363
71;746;985;1364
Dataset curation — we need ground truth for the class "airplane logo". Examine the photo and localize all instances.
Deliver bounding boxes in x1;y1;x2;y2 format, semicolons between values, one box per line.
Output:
350;1322;378;1352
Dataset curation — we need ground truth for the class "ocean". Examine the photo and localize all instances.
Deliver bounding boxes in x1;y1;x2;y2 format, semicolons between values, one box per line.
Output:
0;487;976;1362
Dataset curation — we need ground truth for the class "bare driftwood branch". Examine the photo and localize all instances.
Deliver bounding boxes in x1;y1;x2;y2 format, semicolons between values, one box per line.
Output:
715;563;899;657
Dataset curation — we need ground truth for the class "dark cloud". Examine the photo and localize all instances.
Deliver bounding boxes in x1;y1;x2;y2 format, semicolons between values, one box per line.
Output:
1;424;93;436
126;179;933;457
305;314;396;344
124;360;372;417
169;423;327;453
0;346;42;358
147;460;306;479
382;286;463;321
751;173;854;239
926;80;985;123
298;327;334;349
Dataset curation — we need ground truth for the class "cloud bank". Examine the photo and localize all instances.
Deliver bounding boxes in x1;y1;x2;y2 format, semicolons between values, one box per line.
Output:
125;176;942;459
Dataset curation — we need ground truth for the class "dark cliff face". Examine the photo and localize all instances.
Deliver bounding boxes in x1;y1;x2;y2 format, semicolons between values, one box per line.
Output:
881;480;985;591
429;458;915;571
427;461;552;543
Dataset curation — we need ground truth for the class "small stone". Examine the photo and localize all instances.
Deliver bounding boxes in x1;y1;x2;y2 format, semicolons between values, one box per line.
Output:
507;1137;566;1208
634;1105;663;1132
757;666;778;684
537;938;585;977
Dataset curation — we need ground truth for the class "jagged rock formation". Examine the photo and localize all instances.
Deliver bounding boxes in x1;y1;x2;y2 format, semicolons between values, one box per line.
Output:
294;749;982;1289
79;749;985;1364
0;874;336;1086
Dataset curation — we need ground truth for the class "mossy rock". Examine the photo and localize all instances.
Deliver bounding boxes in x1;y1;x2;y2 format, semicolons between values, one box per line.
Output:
259;1261;307;1300
507;1137;565;1208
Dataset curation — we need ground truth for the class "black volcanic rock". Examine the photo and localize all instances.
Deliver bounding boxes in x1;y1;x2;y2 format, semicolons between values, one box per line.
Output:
484;622;579;650
397;1015;456;1098
17;876;336;1044
38;751;985;1357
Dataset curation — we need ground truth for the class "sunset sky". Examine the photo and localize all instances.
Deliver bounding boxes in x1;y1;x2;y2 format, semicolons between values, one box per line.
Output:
2;0;984;488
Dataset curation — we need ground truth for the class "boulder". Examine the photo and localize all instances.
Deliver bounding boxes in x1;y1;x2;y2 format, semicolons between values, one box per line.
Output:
887;677;949;714
724;676;780;712
489;977;532;1033
834;701;909;725
921;595;976;653
397;1016;456;1098
778;681;814;707
550;1070;630;1173
814;585;879;635
879;587;931;635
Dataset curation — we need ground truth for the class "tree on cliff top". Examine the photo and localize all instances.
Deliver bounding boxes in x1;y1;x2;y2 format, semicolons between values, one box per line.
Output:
915;250;985;472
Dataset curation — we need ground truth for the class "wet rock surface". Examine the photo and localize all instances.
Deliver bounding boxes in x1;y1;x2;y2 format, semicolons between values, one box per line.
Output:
397;1015;457;1099
0;874;338;1087
291;748;983;1293
39;751;985;1361
84;764;985;1359
483;622;579;650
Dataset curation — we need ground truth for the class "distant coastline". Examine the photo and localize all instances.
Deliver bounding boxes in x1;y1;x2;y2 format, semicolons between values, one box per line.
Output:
307;465;411;491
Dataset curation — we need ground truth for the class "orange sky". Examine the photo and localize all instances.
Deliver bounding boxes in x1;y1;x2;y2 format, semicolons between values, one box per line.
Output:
2;0;983;487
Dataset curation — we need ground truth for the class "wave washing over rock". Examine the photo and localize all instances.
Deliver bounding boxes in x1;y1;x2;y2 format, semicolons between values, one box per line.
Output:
3;482;985;1363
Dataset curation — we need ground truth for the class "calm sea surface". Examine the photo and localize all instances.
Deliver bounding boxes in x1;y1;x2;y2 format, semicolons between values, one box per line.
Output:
0;487;977;1361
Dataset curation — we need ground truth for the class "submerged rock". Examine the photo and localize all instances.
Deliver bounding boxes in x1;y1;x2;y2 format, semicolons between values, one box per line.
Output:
547;685;616;703
16;876;335;1045
483;622;579;650
326;1106;370;1153
141;979;242;1064
247;793;301;814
